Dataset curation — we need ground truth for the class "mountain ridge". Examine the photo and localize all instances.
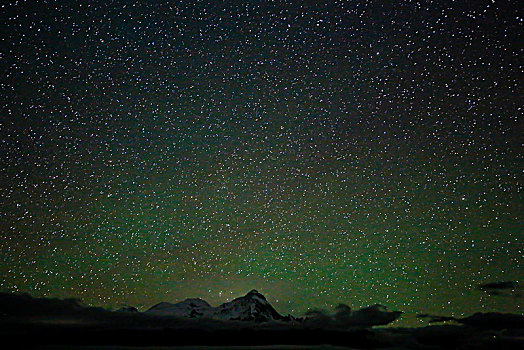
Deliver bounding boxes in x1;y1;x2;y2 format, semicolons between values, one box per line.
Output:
144;289;289;322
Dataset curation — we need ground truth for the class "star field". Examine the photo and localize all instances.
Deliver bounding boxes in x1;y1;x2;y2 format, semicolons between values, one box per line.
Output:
0;0;522;326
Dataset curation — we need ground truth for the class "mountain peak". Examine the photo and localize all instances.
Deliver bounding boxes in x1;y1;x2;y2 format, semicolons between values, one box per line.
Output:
148;301;174;311
180;298;211;307
145;290;284;322
211;289;283;322
245;289;267;301
145;298;213;318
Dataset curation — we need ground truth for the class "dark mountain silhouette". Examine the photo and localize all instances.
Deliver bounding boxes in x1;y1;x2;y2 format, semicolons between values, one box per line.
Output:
1;292;523;349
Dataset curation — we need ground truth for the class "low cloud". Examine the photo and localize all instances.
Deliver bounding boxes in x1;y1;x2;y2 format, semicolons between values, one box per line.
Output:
418;312;524;329
305;303;402;328
478;281;518;291
478;281;520;297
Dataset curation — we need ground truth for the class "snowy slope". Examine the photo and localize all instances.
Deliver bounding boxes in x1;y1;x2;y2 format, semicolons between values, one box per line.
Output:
144;290;284;322
213;289;284;322
145;298;213;318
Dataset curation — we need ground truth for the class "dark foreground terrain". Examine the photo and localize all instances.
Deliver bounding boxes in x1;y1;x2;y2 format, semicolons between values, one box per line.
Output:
1;292;523;349
3;322;524;350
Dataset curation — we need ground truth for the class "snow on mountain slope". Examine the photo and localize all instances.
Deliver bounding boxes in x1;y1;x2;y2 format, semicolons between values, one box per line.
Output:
145;298;213;318
213;289;284;322
144;290;284;322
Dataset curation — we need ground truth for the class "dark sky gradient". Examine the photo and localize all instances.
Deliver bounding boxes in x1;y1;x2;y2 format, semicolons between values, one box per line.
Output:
1;0;522;326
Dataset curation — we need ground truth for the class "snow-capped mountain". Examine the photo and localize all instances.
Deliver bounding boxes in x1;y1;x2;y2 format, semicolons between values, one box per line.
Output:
145;298;213;318
144;290;285;322
214;289;284;322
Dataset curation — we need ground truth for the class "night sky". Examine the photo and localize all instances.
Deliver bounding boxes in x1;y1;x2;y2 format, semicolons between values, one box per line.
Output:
1;0;522;326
